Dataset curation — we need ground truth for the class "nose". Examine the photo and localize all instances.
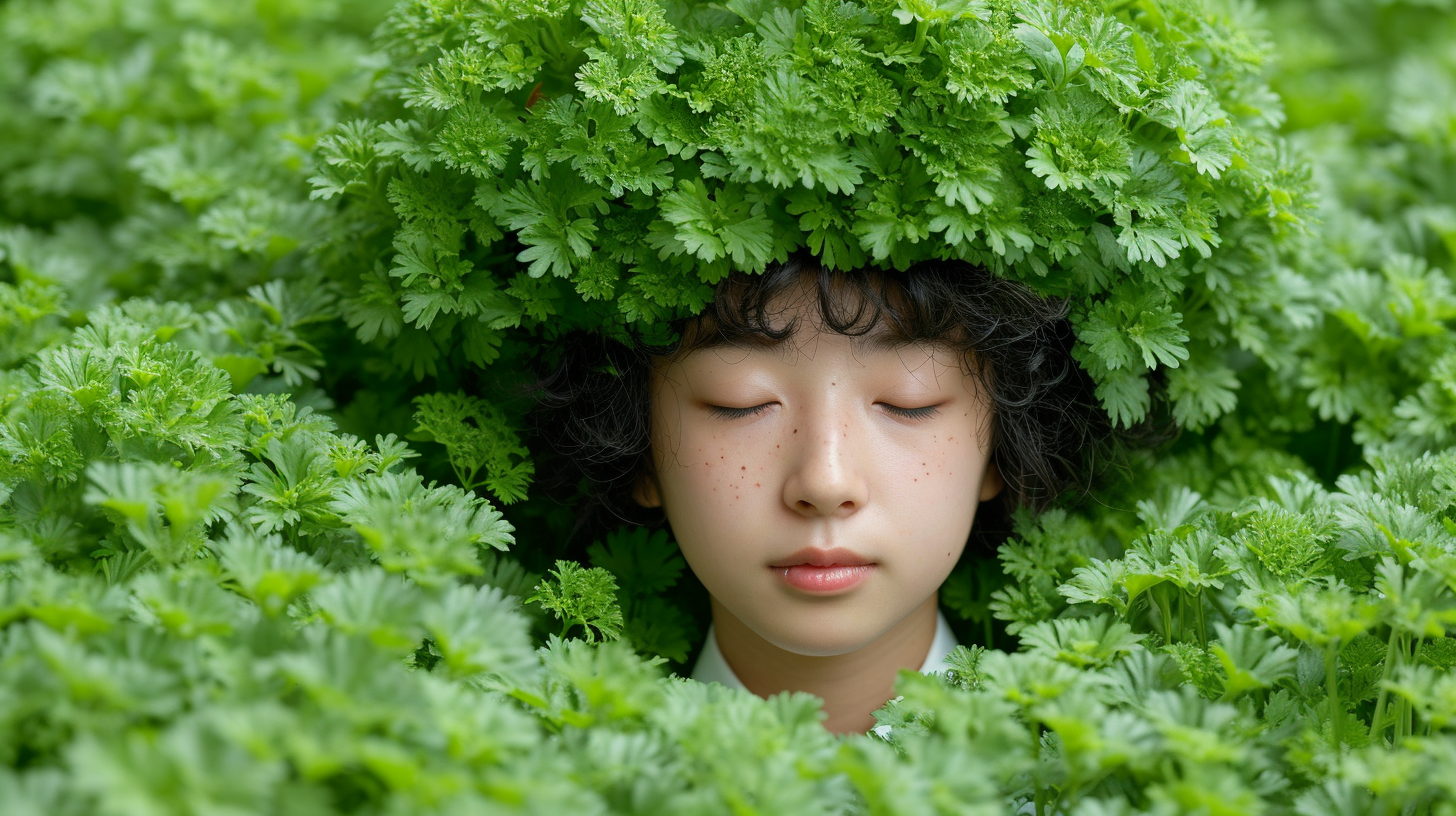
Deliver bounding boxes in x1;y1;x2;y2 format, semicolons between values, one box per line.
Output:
781;407;870;519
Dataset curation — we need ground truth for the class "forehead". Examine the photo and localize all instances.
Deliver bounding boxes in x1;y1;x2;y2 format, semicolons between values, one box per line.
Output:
661;320;972;392
683;325;950;363
671;277;965;362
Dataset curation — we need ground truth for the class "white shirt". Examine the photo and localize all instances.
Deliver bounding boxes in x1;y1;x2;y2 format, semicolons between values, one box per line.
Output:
689;609;960;690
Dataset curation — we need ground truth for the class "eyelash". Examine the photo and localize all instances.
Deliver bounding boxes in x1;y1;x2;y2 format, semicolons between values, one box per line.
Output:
707;404;772;420
705;403;940;420
884;404;940;420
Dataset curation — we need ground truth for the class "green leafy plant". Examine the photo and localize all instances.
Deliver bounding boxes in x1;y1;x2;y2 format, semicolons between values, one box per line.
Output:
588;525;698;661
527;558;626;642
314;0;1314;434
411;391;534;504
2;0;1456;814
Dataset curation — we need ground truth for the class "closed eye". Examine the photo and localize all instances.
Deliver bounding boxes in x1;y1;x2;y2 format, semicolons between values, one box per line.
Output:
706;403;774;420
880;404;941;420
710;403;939;420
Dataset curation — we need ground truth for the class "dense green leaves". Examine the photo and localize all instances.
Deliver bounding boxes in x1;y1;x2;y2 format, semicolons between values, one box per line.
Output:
305;0;1325;430
3;0;1456;814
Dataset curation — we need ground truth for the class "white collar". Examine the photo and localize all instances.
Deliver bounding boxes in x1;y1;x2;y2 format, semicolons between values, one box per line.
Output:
689;609;959;690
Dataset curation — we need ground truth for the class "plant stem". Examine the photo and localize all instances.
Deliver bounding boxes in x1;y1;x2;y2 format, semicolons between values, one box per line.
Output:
1178;590;1187;643
1195;591;1208;647
1159;585;1174;642
912;19;929;56
1326;642;1343;750
1398;635;1412;740
1369;627;1402;743
1032;719;1045;816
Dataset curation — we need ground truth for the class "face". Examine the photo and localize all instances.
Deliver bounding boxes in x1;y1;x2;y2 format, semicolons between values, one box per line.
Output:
637;288;1003;658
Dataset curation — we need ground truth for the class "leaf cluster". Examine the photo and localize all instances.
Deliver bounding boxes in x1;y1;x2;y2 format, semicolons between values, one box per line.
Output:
2;1;1456;815
896;452;1456;815
313;0;1318;430
0;0;391;308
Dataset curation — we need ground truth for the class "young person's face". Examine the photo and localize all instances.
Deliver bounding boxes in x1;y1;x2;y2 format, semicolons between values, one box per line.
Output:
637;288;1003;658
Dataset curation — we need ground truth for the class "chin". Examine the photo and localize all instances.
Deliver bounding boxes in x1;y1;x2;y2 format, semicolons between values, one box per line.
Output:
751;616;883;658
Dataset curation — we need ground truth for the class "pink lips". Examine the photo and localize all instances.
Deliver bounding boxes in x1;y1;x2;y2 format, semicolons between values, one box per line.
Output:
770;547;876;593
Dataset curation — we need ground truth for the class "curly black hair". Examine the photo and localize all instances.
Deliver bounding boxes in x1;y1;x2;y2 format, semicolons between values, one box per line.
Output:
533;254;1115;539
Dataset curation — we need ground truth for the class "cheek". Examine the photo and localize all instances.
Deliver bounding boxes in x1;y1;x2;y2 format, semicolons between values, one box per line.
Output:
654;445;779;603
652;426;775;555
884;433;988;547
889;430;986;500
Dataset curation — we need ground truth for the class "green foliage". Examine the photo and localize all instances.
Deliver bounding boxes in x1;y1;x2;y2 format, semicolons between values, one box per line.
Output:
315;0;1316;431
0;0;391;310
588;525;698;662
411;391;534;504
3;0;1456;813
1258;0;1456;455
936;451;1456;813
527;559;627;643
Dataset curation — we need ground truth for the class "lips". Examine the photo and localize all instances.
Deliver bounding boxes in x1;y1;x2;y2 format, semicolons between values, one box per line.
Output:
769;547;874;569
769;547;876;593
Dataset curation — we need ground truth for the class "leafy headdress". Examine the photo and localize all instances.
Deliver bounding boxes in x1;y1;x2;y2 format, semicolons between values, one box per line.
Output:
314;0;1311;471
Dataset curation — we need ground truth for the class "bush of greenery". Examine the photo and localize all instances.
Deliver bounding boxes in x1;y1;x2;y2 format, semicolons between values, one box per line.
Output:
2;0;1455;814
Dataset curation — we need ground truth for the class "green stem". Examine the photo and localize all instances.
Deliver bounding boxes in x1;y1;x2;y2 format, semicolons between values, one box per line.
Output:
1369;627;1402;744
1183;286;1211;317
537;21;571;65
1177;590;1187;643
1397;690;1409;743
1195;591;1208;648
912;19;929;56
1398;635;1414;741
1395;698;1406;741
1032;719;1045;816
1412;636;1427;738
1159;585;1174;642
1326;642;1343;750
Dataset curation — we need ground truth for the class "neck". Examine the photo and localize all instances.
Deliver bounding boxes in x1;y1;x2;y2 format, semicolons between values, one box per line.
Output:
709;594;941;734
